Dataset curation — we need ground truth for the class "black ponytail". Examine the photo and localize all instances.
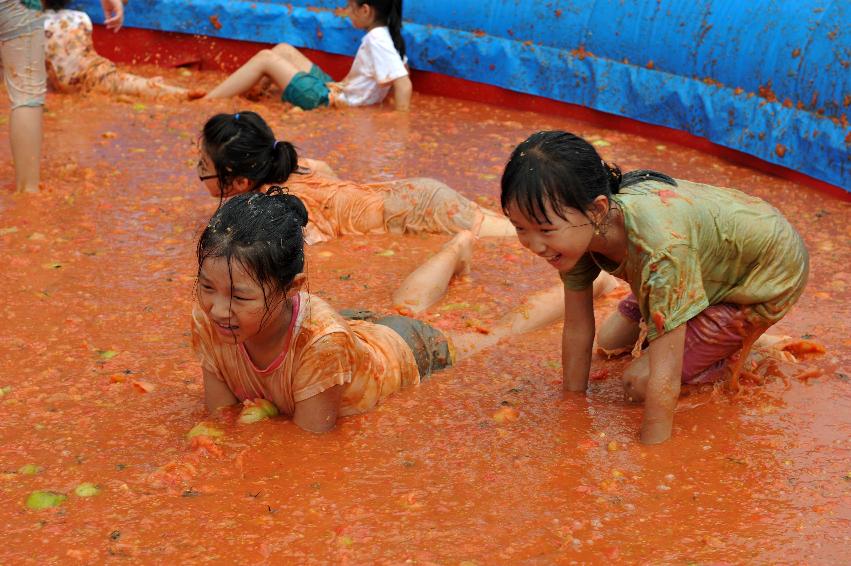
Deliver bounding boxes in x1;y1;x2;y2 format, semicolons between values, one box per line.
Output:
271;140;299;188
603;161;623;195
501;130;676;224
386;0;405;59
620;169;677;190
265;185;309;228
201;111;300;199
359;0;406;59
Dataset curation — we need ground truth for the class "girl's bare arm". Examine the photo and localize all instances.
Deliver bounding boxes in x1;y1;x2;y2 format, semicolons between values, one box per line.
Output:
203;368;239;412
562;286;595;392
293;385;343;433
392;75;412;111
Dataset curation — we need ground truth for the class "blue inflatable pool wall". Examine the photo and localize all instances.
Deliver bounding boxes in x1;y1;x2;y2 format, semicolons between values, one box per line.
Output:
73;0;851;190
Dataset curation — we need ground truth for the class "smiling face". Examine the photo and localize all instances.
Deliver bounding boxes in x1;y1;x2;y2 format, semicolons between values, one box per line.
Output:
506;199;596;272
198;256;286;346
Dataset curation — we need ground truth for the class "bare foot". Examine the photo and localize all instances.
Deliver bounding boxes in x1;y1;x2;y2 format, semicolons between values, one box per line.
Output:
753;333;792;349
476;210;516;238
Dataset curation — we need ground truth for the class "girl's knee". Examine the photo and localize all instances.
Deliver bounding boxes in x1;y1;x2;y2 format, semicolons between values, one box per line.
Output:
272;43;296;57
254;49;277;63
597;312;639;353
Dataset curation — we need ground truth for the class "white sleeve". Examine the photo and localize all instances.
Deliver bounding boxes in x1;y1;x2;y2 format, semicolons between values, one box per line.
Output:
365;35;408;85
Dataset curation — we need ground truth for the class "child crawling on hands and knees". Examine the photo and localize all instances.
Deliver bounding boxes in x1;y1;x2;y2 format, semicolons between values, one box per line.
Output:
500;131;808;444
195;111;517;242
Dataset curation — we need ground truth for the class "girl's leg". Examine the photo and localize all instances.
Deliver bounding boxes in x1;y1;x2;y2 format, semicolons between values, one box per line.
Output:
449;273;621;361
621;304;769;401
597;294;642;356
204;49;301;99
392;231;474;314
489;274;619;339
3;29;46;193
382;178;514;238
270;43;314;73
10;106;42;193
597;312;641;355
97;70;187;97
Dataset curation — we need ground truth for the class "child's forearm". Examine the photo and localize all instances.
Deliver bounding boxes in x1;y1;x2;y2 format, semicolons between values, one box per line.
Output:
392;76;412;111
203;369;238;412
640;325;686;444
562;323;594;392
562;287;595;392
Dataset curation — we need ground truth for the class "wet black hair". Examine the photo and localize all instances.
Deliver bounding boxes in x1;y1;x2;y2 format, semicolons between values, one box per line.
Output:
356;0;405;59
197;188;309;325
41;0;70;10
201;111;299;199
500;130;677;224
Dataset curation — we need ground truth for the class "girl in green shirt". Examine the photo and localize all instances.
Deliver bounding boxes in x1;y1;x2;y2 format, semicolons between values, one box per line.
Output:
500;131;808;444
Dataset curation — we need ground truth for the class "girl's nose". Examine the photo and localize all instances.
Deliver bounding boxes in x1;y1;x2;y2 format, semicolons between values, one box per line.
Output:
523;234;546;255
208;296;232;320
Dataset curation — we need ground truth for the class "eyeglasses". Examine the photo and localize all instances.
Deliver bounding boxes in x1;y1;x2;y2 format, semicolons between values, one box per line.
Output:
196;159;217;182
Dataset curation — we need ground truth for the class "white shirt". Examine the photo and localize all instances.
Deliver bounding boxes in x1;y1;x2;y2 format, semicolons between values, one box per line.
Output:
337;26;408;107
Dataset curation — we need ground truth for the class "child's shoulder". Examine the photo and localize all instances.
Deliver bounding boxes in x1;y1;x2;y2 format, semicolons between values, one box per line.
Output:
362;26;395;48
297;293;356;345
619;177;762;212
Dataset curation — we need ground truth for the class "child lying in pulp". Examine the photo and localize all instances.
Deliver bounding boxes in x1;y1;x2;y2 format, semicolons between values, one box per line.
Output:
501;131;808;444
197;111;516;241
192;189;618;432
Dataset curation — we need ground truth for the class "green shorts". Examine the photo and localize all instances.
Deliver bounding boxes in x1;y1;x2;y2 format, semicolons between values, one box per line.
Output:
282;65;332;110
340;310;454;379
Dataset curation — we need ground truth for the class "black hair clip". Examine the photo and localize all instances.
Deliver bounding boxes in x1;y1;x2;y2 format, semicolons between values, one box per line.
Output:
266;185;288;196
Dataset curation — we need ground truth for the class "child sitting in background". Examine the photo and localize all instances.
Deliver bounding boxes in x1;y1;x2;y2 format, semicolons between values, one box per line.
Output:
43;0;191;97
204;0;412;111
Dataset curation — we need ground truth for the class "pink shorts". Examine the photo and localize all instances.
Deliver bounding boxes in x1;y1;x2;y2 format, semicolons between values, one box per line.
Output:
618;294;764;384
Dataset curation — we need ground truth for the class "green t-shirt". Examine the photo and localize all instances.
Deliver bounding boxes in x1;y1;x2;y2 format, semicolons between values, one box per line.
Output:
21;0;42;10
561;179;809;341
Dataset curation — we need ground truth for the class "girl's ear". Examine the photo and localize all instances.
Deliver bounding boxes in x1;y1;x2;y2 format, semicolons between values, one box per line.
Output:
228;177;253;197
358;2;376;23
587;194;611;225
